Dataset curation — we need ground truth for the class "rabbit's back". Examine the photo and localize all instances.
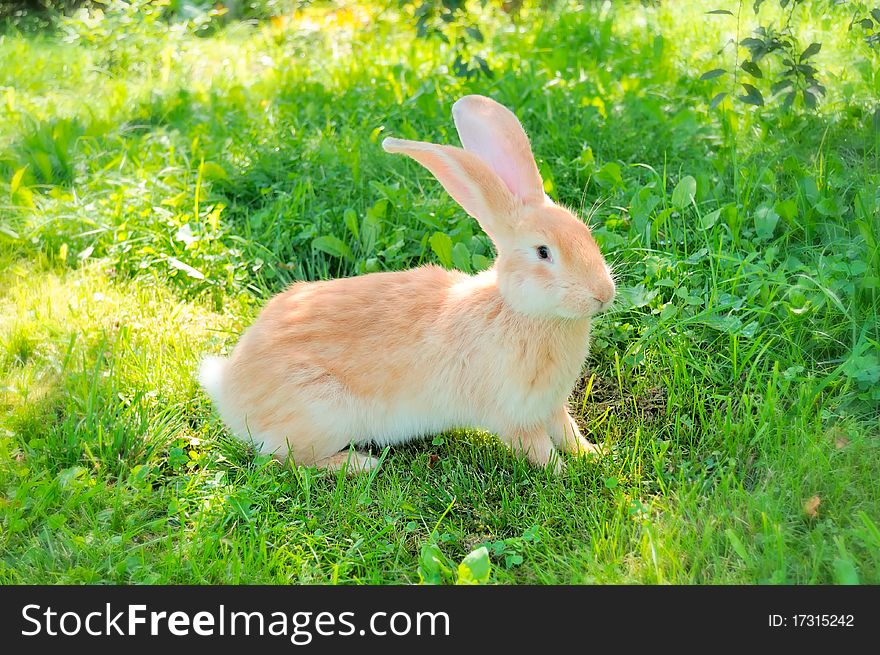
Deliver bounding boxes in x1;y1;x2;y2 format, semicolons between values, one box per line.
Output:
247;265;458;384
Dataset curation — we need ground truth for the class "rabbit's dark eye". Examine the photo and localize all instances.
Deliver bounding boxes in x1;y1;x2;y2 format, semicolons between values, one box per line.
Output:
536;245;551;260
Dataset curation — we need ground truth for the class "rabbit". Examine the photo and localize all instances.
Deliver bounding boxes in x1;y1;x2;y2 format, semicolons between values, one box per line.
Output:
199;94;616;474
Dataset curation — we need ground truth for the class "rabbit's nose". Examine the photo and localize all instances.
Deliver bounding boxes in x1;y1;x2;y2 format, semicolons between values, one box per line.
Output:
593;283;615;305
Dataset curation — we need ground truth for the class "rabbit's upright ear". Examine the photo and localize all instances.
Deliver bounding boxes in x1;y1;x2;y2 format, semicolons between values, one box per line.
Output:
383;137;517;244
452;95;545;206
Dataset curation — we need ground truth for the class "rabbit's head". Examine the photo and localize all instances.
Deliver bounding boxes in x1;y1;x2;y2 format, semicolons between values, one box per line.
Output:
384;94;615;319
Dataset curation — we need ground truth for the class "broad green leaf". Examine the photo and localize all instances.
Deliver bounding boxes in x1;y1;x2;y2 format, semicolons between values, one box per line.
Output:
630;188;660;232
523;525;541;543
738;83;765;106
429;231;453;268
592;227;627;251
57;465;87;488
367;198;388;221
671;175;696;209
699;208;721;230
472;253;491;271
704;314;743;335
457;546;491;585
833;557;860;585
452;242;471;272
799;176;820;204
465;25;484;42
578;146;595;170
803;88;817;109
774;198;798;223
709;92;728;109
814;197;841;217
594;161;625;191
418;543;449;585
343;208;359;241
699;68;726;81
414;211;443;230
505;553;524;567
629;187;658;213
800;42;821;60
740;60;763;78
740;37;765;53
312;235;352;261
842;353;880;387
199;161;228;180
660;303;678;320
620;284;658;309
753;205;779;240
738;320;757;337
226;491;254;521
771;79;794;95
833;538;859;585
46;513;66;529
162;191;187;208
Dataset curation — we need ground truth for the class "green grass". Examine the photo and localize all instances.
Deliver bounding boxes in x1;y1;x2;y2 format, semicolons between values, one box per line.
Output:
0;0;878;584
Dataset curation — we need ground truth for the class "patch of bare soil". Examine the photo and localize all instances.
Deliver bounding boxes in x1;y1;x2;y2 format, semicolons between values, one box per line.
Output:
569;372;667;424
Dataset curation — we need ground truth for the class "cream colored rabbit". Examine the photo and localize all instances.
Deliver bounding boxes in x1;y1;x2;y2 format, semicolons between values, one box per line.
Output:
199;94;616;473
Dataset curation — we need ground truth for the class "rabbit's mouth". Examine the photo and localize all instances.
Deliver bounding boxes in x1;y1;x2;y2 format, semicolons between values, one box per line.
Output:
593;297;614;315
591;287;616;315
555;284;614;318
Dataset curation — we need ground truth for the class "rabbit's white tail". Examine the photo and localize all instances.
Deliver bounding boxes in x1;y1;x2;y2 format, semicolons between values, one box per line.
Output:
198;355;227;403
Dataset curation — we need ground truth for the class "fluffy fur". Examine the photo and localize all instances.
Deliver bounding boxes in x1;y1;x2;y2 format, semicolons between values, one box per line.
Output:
199;95;616;473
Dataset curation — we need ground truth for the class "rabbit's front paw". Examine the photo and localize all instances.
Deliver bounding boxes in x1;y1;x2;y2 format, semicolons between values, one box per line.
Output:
551;407;604;459
573;438;603;459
